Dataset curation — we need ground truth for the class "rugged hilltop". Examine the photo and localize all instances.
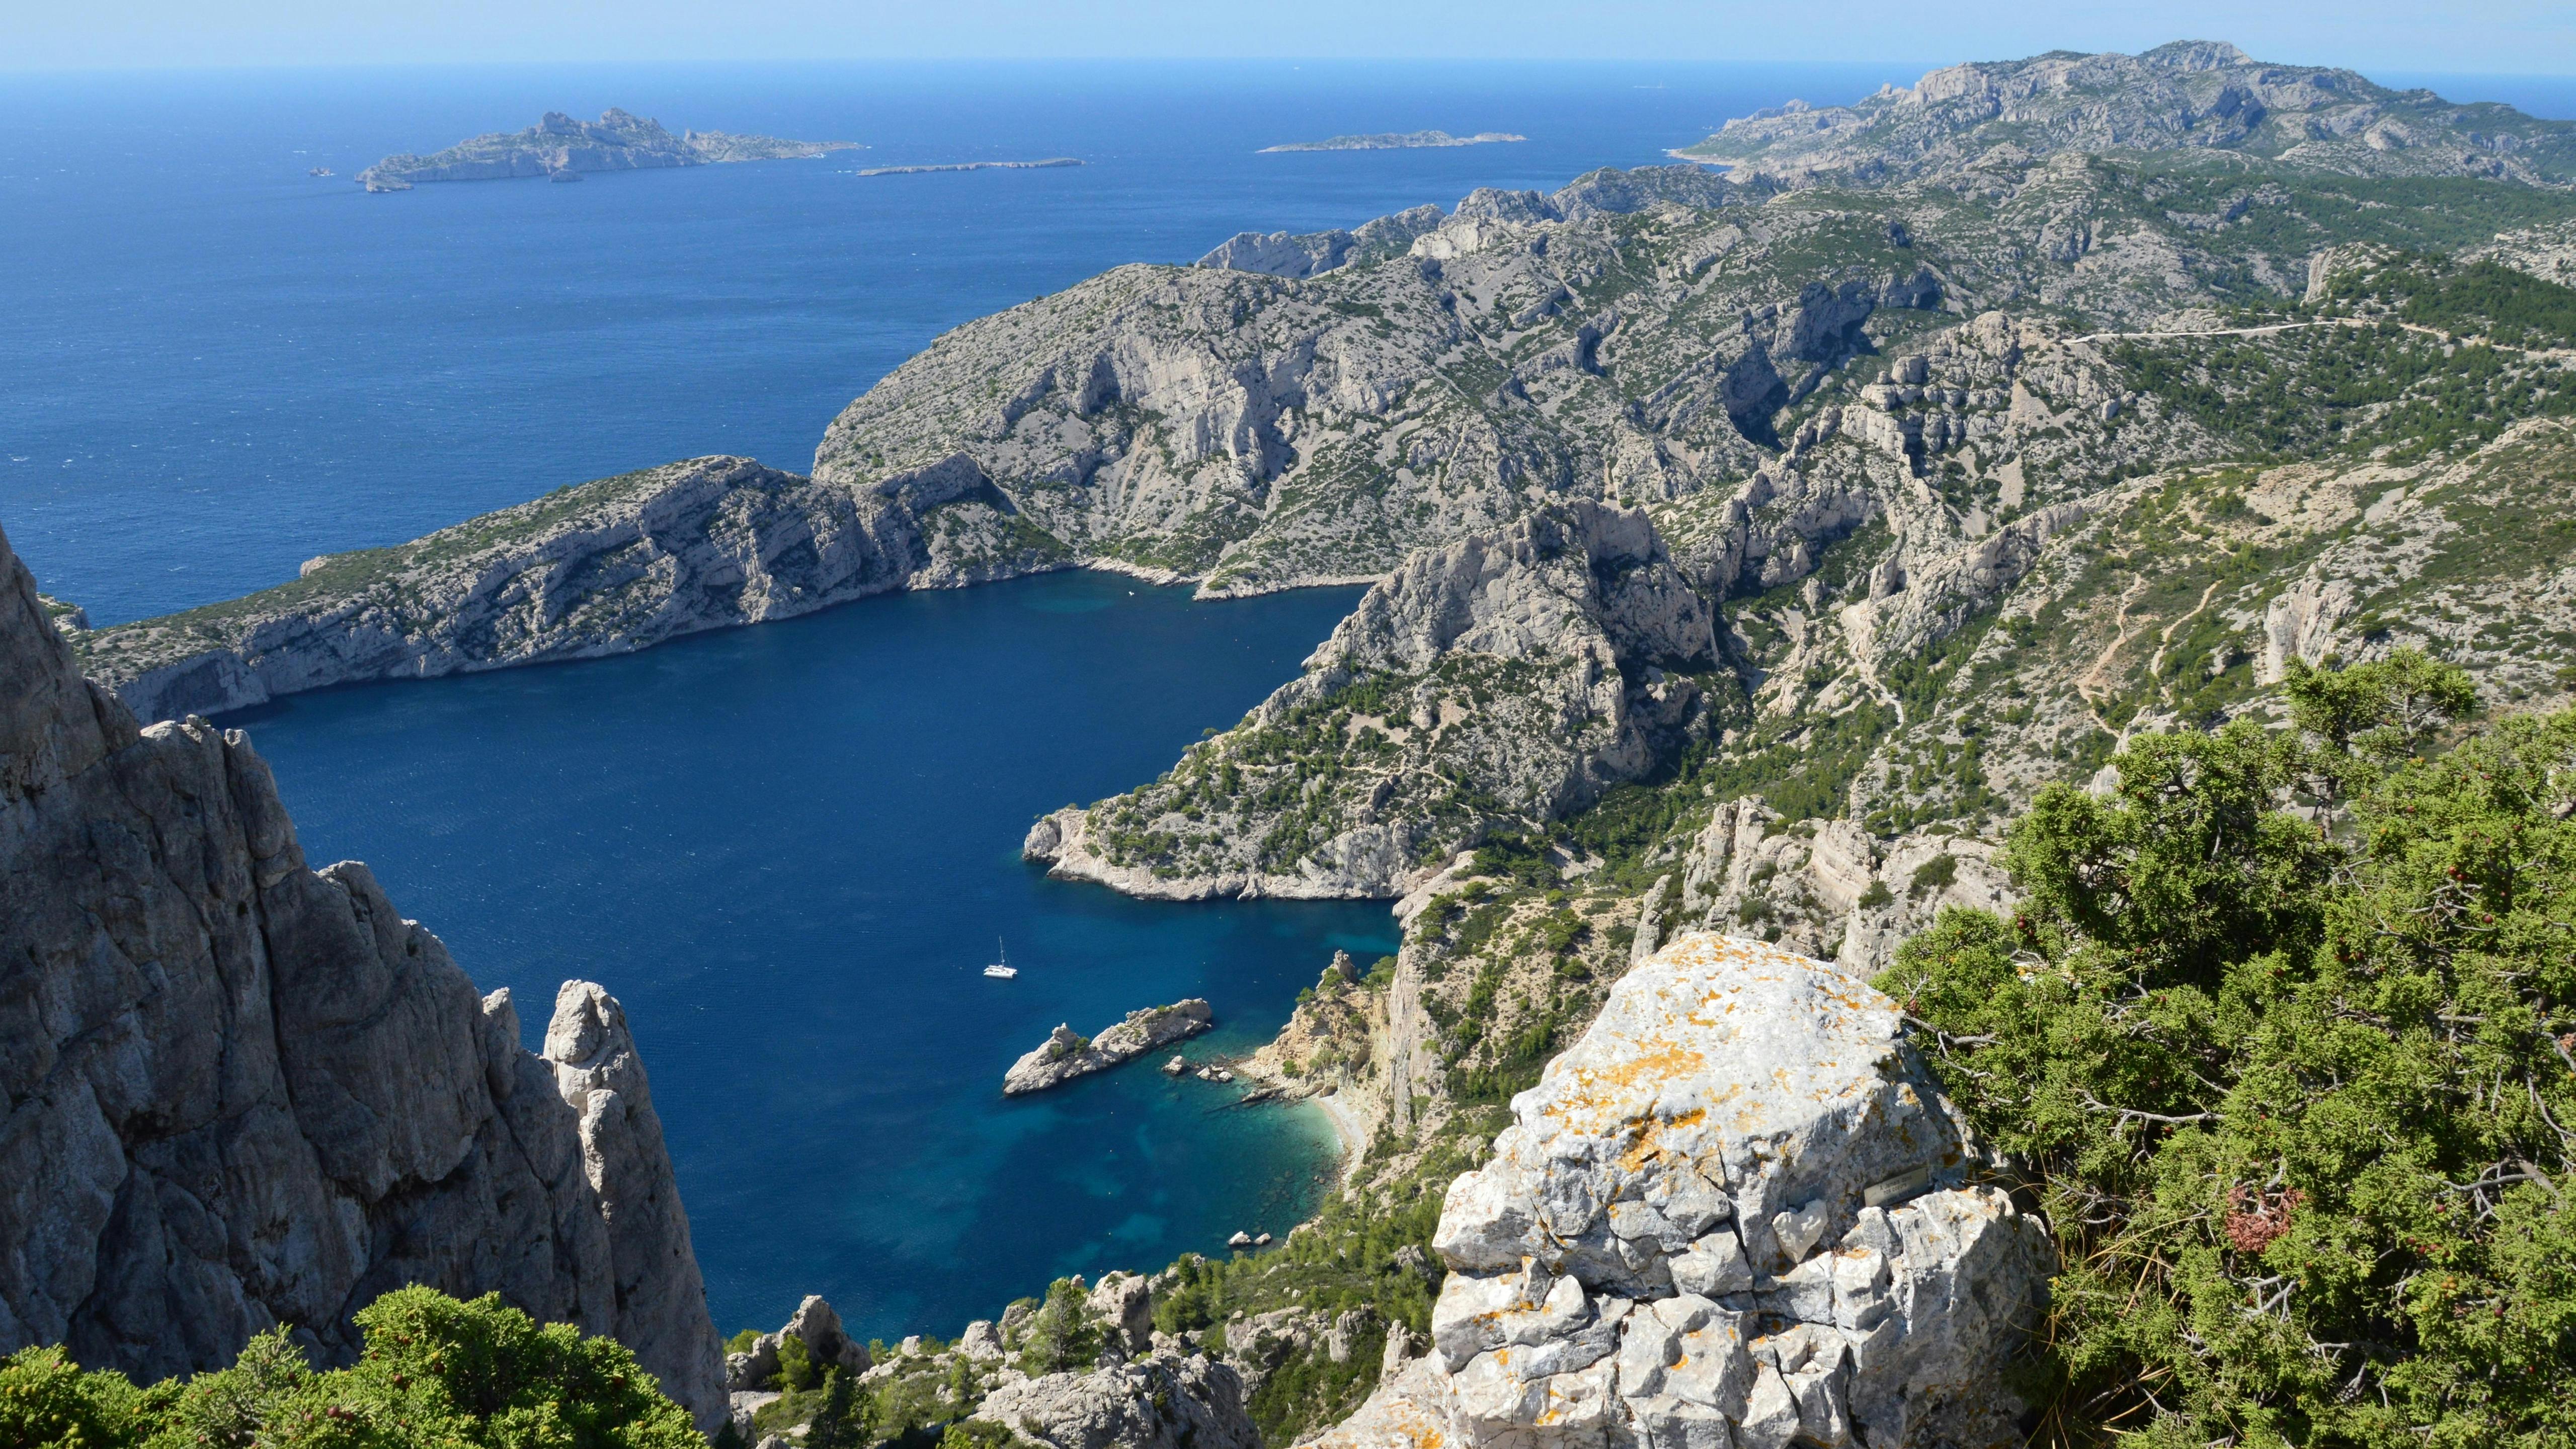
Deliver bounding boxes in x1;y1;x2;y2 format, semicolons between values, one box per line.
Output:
0;523;726;1427
1675;40;2576;186
356;108;856;187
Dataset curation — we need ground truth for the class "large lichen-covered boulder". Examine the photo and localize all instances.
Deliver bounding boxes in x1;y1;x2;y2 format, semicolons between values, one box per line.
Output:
1311;933;2050;1449
973;1349;1258;1449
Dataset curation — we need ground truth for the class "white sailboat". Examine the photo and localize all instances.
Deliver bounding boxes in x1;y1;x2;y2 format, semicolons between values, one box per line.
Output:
983;938;1017;979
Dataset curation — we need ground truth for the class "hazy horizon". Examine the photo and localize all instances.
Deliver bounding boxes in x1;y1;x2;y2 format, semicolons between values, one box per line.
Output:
6;2;2569;77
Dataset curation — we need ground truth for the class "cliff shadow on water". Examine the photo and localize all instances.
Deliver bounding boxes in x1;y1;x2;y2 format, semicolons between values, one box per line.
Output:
214;567;1394;1340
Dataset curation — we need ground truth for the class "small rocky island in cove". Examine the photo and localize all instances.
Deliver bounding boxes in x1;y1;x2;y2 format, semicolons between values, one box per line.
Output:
1002;1000;1213;1094
1259;129;1523;152
355;108;857;188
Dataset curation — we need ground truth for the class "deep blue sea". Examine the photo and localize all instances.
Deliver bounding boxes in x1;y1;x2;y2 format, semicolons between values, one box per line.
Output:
6;58;2571;1339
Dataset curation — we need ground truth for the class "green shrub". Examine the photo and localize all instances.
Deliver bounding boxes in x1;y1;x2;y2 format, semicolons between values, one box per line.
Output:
1015;1279;1101;1377
1880;651;2576;1444
0;1286;701;1449
776;1330;818;1391
1906;852;1957;897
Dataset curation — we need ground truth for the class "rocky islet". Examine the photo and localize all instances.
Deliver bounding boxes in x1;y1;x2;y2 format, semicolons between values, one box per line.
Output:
1001;1000;1216;1095
356;108;857;187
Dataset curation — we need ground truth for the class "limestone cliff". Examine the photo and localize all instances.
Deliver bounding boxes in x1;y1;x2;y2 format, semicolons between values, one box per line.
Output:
77;454;1052;724
0;520;727;1428
1315;933;2051;1449
1023;501;1717;900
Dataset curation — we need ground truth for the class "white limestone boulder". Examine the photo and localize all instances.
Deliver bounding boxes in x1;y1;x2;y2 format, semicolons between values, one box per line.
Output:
1313;933;2050;1449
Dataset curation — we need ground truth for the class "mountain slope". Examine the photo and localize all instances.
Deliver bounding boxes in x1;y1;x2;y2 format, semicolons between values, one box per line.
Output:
1674;41;2576;186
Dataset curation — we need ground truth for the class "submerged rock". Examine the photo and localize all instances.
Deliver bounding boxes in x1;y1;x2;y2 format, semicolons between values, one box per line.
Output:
1003;1001;1214;1095
1311;932;2051;1449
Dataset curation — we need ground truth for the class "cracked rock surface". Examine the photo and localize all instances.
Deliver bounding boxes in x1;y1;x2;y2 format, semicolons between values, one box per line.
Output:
0;521;726;1430
1309;932;2050;1449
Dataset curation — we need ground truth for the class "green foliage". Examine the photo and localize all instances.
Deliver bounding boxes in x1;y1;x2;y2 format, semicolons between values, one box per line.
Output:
1857;878;1895;910
939;1420;1036;1449
1015;1279;1102;1377
722;1328;762;1355
0;1287;701;1449
776;1330;818;1391
1139;1130;1470;1446
1906;853;1958;898
0;1346;156;1449
2112;319;2576;465
1880;651;2576;1445
808;1368;860;1449
2324;255;2576;351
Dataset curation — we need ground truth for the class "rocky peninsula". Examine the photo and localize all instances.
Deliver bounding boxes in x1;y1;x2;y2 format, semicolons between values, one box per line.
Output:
74;453;1054;723
1261;130;1524;152
356;108;856;187
1002;1001;1214;1094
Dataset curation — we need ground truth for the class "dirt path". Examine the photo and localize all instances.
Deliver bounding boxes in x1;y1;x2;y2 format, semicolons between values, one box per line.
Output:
2076;578;2151;734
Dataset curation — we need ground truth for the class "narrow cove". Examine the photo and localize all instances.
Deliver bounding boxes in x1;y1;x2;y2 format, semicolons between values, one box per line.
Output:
224;569;1390;1340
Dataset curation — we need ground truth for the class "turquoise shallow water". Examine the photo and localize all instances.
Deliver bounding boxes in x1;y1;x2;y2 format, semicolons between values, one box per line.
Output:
228;570;1385;1338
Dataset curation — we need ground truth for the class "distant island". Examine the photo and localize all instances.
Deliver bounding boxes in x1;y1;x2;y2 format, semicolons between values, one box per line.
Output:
856;158;1083;176
355;109;857;189
1260;129;1524;153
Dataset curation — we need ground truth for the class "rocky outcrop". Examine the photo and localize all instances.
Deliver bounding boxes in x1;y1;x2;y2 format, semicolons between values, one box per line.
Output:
1676;42;2576;186
1196;205;1446;280
358;108;855;186
1622;797;2019;976
78;454;1050;723
0;521;725;1428
1311;932;2052;1449
725;1295;874;1431
973;1349;1258;1449
1026;502;1718;900
1003;1001;1215;1095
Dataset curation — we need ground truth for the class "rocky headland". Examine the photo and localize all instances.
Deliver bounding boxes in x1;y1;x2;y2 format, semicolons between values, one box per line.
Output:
1021;500;1719;901
356;108;856;187
1002;1001;1215;1095
73;453;1054;724
0;521;727;1429
1261;131;1525;153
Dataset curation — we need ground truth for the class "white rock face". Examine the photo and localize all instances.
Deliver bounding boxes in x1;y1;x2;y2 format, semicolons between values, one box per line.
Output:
0;523;726;1429
1311;933;2050;1449
1027;502;1718;902
975;1349;1258;1449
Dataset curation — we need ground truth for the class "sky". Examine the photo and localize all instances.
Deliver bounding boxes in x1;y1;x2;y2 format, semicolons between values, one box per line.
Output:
3;0;2569;74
